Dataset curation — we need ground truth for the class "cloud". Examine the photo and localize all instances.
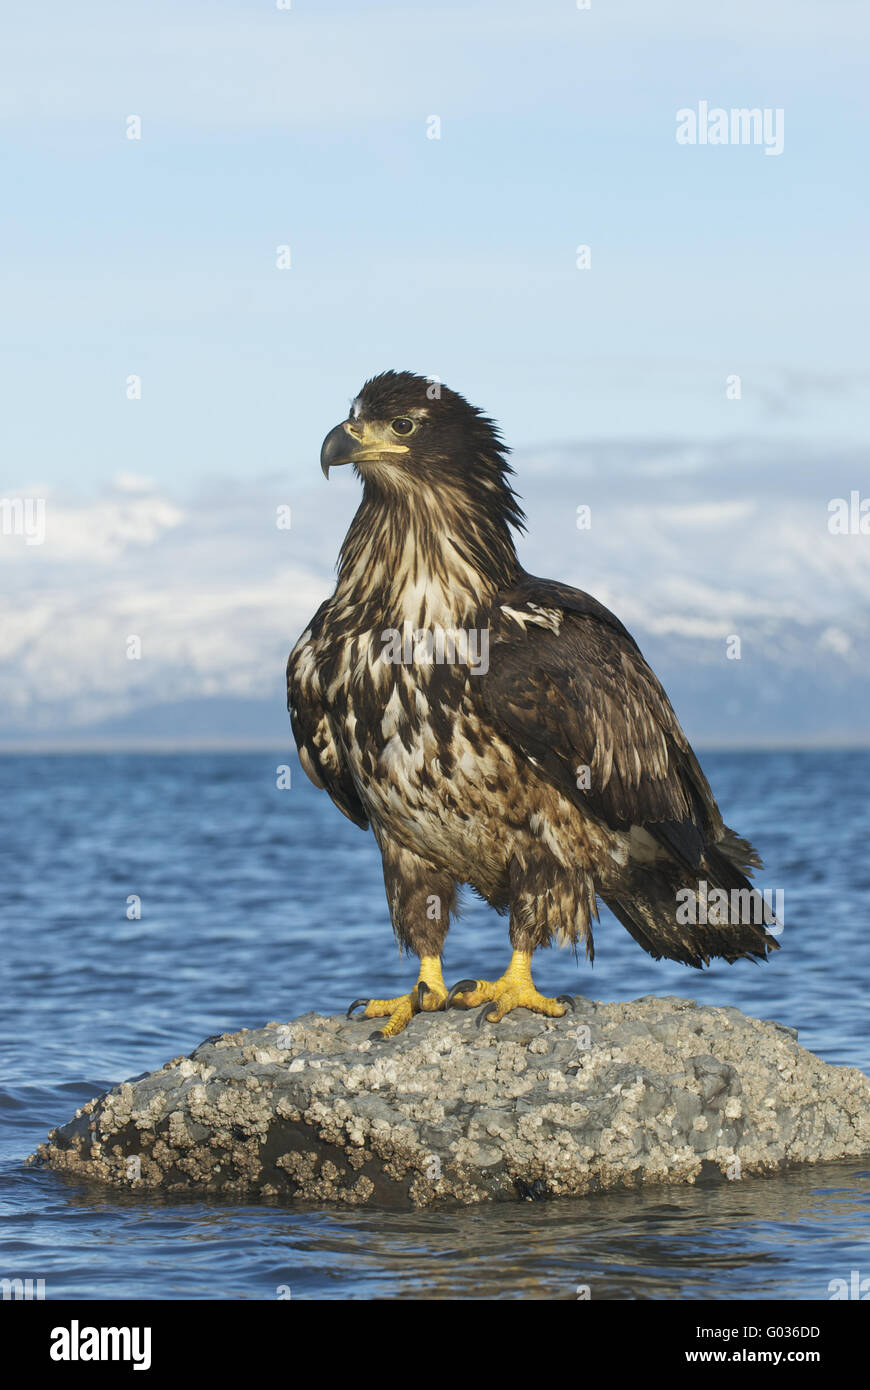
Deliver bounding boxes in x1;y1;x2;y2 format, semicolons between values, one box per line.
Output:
753;369;870;420
1;440;868;740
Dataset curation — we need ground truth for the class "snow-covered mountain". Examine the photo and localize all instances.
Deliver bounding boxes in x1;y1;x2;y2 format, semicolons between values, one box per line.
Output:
1;438;868;747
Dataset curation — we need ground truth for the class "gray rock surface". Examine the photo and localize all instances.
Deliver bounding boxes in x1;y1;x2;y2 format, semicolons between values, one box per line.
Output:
34;995;870;1207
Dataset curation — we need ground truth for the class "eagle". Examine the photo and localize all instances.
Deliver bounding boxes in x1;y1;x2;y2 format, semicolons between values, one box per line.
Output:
287;371;777;1040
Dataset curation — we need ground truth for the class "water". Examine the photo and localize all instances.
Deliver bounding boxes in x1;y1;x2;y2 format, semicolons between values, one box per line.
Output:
1;750;868;1299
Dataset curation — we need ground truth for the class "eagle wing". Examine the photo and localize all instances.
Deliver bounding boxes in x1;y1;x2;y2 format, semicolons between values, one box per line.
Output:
482;574;722;868
287;605;369;831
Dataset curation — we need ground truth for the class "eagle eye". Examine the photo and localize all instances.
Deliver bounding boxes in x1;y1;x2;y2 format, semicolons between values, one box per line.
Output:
390;417;415;437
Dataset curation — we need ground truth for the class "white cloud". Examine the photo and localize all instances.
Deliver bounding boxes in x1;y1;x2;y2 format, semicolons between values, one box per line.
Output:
650;501;756;528
0;485;184;565
819;626;853;658
1;440;869;737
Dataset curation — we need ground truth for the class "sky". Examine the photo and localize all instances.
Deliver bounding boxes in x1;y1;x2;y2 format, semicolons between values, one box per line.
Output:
1;1;868;745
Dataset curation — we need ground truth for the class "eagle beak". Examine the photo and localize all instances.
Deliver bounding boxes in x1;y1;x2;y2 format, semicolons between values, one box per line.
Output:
320;419;411;479
320;422;362;479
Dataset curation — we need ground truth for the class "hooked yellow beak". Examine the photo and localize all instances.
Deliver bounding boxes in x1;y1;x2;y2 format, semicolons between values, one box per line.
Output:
320;420;411;478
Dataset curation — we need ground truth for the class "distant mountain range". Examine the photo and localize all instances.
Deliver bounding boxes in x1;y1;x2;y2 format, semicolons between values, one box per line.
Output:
2;438;868;749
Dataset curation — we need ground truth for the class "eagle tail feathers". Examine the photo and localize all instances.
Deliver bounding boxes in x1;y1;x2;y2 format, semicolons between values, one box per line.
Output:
602;829;779;968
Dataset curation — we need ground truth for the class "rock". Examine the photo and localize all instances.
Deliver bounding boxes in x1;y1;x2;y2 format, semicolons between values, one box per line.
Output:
32;995;870;1207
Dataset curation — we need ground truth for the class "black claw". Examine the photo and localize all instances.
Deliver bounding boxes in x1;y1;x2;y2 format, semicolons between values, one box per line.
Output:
446;979;479;1009
369;1030;388;1043
556;995;576;1012
347;998;370;1018
417;981;430;1010
476;1001;495;1029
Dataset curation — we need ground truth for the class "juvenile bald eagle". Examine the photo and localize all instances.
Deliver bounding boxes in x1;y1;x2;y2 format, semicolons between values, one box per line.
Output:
287;372;777;1039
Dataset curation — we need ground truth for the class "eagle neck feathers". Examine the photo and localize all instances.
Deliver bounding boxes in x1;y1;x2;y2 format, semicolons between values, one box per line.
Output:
334;469;522;629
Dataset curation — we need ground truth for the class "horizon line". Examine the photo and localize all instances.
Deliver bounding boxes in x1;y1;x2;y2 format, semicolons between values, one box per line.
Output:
1;738;868;755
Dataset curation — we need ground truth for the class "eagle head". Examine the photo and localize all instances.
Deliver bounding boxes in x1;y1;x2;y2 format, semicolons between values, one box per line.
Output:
320;370;524;528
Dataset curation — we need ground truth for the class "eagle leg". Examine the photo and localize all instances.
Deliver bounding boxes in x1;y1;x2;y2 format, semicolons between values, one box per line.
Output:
446;950;575;1025
346;955;448;1041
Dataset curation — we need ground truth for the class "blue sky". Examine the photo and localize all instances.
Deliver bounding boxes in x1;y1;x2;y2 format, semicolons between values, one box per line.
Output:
1;1;868;746
2;0;868;496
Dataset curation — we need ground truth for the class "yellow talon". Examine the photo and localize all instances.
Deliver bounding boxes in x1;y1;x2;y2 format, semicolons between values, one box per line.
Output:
348;955;447;1039
368;993;415;1039
446;950;574;1024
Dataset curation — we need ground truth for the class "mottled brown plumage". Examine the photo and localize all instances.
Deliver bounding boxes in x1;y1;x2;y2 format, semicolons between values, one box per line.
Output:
287;372;777;1033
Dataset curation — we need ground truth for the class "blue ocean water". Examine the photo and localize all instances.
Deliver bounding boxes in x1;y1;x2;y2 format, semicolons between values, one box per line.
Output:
0;749;868;1300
